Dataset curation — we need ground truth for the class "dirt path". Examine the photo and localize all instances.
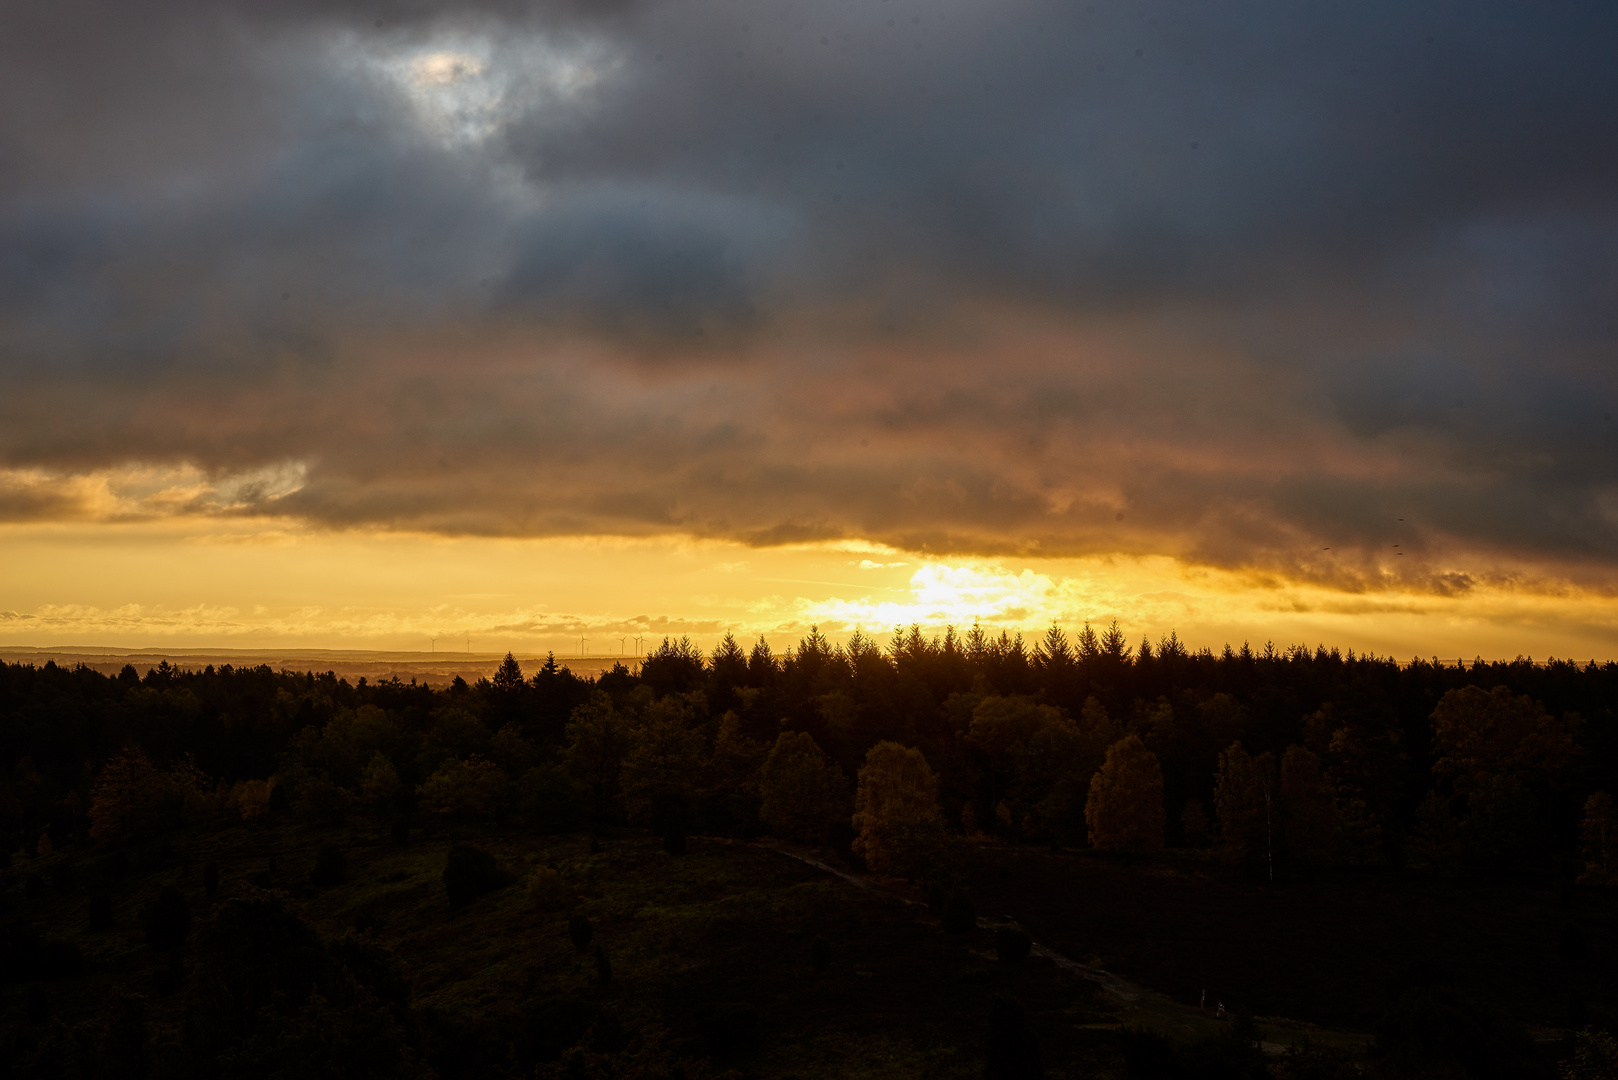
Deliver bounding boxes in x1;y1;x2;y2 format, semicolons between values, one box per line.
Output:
740;837;1368;1057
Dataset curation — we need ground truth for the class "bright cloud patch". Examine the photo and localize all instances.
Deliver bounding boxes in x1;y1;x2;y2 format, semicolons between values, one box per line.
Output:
363;32;616;146
0;462;306;523
411;51;485;87
805;563;1066;629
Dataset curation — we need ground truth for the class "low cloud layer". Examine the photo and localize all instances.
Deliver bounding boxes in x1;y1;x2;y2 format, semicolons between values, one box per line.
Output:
3;0;1617;594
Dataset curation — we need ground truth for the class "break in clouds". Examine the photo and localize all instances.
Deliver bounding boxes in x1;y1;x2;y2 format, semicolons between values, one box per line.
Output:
2;0;1617;592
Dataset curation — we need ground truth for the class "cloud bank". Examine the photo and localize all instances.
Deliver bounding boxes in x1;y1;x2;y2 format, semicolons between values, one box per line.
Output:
3;0;1618;595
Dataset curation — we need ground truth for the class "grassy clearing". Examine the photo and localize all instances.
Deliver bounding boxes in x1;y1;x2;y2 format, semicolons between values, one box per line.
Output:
961;841;1615;1034
1;819;1121;1077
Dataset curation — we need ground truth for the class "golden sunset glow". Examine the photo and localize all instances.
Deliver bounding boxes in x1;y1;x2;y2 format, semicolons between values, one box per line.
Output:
5;516;1616;662
4;6;1618;1066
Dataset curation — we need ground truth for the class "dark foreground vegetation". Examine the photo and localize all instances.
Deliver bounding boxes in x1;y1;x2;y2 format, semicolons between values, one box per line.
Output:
2;623;1618;1077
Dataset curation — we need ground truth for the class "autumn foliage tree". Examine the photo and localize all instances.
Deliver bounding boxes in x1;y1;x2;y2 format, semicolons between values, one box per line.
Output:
1084;735;1165;853
1431;686;1575;791
89;748;212;845
852;741;949;878
88;748;166;844
1580;792;1617;888
416;755;509;818
1431;685;1571;868
759;731;847;843
1215;741;1277;870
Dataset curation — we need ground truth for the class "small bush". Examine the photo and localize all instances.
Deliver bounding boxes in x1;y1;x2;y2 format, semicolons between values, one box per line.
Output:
595;944;612;987
943;888;977;934
443;844;513;909
202;859;219;897
527;866;567;910
995;925;1032;964
234;778;273;820
142;885;191;951
569;914;593;952
1564;1029;1618;1080
309;845;347;887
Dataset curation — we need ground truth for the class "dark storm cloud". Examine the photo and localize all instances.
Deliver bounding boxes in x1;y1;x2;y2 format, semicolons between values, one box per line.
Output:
2;0;1618;586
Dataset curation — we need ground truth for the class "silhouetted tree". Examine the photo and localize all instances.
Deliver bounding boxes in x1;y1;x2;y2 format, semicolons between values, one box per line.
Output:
853;741;950;879
565;692;632;822
640;637;707;698
1280;744;1337;871
759;731;847;843
1215;742;1275;872
1579;791;1617;887
1085;735;1165;854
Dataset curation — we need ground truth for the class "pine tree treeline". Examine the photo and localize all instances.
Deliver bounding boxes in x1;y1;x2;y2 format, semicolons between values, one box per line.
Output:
4;625;1618;874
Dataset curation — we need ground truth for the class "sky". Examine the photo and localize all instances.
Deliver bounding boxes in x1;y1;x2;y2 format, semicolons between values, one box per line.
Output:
2;0;1618;660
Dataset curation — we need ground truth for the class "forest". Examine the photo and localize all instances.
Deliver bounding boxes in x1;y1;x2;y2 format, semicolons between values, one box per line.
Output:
2;623;1616;1079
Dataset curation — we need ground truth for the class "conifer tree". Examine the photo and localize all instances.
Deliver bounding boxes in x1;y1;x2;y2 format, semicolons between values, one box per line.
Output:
747;636;778;685
710;633;749;696
491;653;524;695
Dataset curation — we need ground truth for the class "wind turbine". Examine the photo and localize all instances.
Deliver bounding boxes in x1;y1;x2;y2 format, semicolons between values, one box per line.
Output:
429;637;437;654
465;635;471;654
618;637;628;657
578;635;589;658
